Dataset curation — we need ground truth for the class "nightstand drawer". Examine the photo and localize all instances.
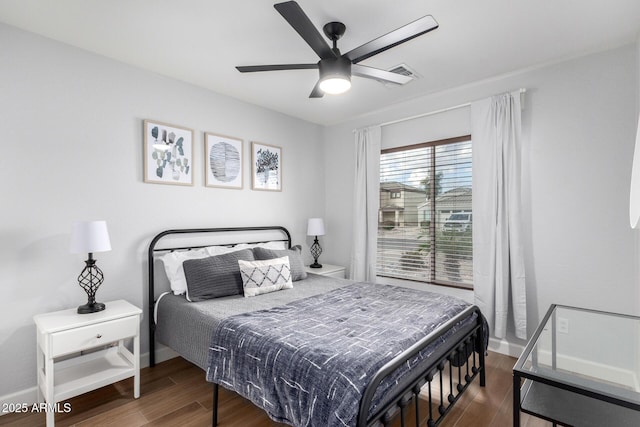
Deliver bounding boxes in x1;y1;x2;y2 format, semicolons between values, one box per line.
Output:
50;316;138;358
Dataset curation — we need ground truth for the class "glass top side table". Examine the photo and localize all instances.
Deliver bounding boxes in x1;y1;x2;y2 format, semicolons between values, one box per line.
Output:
513;304;640;427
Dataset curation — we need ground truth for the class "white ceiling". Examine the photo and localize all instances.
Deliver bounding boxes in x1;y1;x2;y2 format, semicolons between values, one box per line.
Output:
1;0;639;126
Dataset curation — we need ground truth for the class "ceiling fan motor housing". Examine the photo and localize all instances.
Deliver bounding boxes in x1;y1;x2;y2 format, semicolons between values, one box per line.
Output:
319;56;351;80
318;56;351;94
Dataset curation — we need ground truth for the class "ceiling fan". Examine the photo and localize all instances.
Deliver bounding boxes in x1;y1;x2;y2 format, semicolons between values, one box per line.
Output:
236;1;438;98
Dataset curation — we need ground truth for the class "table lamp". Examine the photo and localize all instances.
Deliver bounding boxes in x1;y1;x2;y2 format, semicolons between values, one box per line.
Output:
70;220;111;314
307;218;325;268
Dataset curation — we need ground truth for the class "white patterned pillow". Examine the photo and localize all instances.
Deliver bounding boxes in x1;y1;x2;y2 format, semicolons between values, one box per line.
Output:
238;256;293;297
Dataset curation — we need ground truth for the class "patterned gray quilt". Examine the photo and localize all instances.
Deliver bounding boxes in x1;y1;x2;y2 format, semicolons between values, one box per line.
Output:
206;282;482;427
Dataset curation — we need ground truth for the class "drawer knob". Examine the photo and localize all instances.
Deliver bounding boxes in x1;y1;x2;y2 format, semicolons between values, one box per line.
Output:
96;334;102;339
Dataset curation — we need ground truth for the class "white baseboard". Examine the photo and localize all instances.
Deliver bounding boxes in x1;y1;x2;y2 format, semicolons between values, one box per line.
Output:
0;387;39;416
488;337;525;358
140;346;180;368
0;347;180;417
535;349;640;391
487;339;639;392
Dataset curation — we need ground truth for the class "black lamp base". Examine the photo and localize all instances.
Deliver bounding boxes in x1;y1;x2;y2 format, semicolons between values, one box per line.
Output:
76;253;106;314
77;302;105;314
309;236;323;269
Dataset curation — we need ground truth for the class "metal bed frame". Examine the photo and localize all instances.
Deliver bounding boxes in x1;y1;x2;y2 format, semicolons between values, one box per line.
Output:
147;226;486;427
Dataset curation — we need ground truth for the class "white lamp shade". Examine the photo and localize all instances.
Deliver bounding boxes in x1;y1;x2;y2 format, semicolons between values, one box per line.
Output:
307;218;325;236
70;220;112;254
630;113;640;228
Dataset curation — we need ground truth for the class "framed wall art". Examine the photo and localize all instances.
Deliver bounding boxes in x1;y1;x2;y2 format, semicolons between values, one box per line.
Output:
143;120;194;186
205;133;243;189
251;142;282;191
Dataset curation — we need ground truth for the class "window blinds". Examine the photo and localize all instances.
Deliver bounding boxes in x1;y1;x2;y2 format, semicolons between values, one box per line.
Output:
377;136;473;288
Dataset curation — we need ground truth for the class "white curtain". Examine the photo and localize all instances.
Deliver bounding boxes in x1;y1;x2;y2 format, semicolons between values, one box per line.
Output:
350;126;381;282
471;91;527;340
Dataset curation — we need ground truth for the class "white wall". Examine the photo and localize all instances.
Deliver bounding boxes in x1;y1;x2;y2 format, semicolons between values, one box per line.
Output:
322;44;640;349
0;23;324;400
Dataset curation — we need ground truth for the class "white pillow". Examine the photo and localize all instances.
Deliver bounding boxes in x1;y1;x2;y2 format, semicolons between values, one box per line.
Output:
238;256;293;297
162;245;244;295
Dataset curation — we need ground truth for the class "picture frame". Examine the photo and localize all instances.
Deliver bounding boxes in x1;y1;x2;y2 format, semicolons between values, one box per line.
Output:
251;142;282;191
143;120;194;186
205;133;244;189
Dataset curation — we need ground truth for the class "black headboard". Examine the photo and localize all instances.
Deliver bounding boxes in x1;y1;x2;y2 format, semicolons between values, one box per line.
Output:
147;226;292;366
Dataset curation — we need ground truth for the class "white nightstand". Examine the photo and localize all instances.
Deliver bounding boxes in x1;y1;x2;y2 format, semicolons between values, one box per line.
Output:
305;263;346;278
33;300;142;426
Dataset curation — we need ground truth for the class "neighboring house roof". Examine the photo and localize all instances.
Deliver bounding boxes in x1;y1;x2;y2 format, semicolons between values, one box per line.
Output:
417;187;472;210
380;181;424;194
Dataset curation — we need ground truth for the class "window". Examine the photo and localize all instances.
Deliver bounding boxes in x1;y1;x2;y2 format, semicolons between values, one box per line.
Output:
377;135;473;289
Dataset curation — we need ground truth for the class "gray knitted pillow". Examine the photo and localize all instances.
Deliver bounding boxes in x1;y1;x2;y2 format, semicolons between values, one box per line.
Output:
252;245;307;281
183;249;255;301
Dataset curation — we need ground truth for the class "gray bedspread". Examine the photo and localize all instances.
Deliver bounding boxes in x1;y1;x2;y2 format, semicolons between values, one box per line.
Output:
155;273;351;369
206;281;481;427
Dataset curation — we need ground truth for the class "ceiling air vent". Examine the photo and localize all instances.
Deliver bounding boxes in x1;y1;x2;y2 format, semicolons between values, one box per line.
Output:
383;63;420;86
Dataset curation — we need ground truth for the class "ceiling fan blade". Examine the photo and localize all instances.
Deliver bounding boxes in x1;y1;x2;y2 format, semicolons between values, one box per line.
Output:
309;81;324;98
345;15;438;64
236;64;318;72
274;1;337;60
352;64;412;85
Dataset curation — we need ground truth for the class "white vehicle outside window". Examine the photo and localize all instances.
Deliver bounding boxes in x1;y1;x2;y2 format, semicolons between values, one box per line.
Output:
442;213;472;232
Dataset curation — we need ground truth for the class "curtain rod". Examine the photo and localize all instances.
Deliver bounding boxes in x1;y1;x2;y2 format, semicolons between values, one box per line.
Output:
379;88;527;128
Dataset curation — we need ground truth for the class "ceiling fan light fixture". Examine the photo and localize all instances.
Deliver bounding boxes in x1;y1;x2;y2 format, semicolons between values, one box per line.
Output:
319;76;351;94
318;56;352;95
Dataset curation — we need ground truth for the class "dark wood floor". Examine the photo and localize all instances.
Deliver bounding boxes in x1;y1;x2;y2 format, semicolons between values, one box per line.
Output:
0;351;549;426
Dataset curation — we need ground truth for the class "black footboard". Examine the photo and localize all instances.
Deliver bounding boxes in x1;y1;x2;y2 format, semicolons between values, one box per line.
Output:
358;305;486;427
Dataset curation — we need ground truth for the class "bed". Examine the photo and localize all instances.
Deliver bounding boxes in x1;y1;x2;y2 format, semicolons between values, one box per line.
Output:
148;226;487;427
